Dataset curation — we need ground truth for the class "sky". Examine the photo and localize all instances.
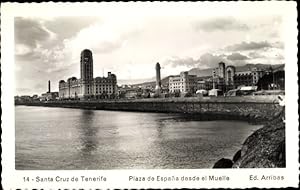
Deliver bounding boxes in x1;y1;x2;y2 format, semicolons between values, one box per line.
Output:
14;3;286;96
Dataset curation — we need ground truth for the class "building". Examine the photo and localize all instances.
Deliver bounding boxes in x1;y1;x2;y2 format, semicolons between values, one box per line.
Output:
194;62;284;95
234;67;265;88
256;65;285;90
169;71;197;94
225;65;236;90
197;76;214;91
59;49;118;100
14;95;32;103
198;62;228;92
205;62;276;92
40;92;59;101
32;94;39;101
40;80;59;101
212;62;226;91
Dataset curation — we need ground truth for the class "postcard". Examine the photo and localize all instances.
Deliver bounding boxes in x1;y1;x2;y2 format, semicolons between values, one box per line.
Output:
1;2;298;189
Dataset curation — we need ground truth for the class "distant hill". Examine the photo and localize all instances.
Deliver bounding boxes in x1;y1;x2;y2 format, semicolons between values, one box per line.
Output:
188;68;214;77
131;76;170;88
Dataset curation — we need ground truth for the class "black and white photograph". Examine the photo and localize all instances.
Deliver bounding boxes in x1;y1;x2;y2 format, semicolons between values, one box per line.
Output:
1;1;298;189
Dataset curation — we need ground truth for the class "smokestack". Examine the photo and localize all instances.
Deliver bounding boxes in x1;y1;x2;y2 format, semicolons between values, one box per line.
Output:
48;80;51;93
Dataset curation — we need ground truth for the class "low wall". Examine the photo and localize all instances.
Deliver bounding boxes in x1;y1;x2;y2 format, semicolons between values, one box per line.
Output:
17;96;282;122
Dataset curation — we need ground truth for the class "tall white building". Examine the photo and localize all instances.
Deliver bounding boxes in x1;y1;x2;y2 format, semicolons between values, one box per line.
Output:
169;71;197;93
59;49;117;100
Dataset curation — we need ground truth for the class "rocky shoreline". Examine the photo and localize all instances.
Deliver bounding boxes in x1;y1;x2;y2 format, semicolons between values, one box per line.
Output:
213;108;285;168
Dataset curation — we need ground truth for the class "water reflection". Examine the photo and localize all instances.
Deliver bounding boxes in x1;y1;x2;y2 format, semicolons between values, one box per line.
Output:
77;110;98;156
15;106;262;169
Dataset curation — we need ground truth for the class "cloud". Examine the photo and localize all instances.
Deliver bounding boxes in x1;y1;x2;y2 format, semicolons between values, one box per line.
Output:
248;52;266;59
227;53;249;60
15;17;51;48
15;44;32;56
272;41;284;49
34;83;47;91
13;14;285;95
43;17;101;40
194;17;249;32
94;41;124;54
16;88;33;95
224;41;284;64
164;56;200;68
65;20;142;56
163;52;254;75
14;17;83;75
63;24;121;56
198;53;227;67
164;53;228;70
225;41;272;51
15;42;70;69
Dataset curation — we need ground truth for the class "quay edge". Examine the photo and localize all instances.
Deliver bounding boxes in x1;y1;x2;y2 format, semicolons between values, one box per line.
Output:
15;96;283;123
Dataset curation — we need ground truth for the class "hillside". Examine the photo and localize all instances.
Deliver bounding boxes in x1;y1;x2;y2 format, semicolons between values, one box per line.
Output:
131;76;170;88
188;68;213;77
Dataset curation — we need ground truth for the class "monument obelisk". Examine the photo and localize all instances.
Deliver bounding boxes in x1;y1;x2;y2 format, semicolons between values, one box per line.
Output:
155;62;162;95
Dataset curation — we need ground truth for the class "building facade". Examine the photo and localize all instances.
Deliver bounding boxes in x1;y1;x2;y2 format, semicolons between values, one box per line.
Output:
169;71;197;93
59;49;117;100
195;62;278;94
41;92;59;101
207;62;269;92
234;68;264;87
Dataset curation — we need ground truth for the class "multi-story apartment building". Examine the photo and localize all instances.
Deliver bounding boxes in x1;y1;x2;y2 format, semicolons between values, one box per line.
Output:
169;71;197;93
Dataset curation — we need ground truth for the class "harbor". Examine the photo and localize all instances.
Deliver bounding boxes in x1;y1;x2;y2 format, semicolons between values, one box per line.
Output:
15;106;264;169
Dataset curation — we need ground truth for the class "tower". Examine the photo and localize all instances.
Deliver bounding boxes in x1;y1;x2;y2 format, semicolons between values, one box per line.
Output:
225;65;236;90
218;62;225;78
218;62;226;92
80;49;93;80
155;62;162;94
80;49;94;98
48;80;51;93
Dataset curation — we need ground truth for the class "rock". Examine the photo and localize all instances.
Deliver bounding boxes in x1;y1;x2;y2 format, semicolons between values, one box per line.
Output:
273;111;281;118
244;113;250;118
269;140;285;167
254;114;259;119
213;158;233;168
233;150;241;162
232;121;285;168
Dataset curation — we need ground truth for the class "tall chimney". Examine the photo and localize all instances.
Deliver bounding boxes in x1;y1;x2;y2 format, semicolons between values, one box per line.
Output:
48;80;51;93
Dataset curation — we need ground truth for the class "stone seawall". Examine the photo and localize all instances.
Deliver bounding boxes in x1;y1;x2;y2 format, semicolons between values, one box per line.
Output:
17;96;281;123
